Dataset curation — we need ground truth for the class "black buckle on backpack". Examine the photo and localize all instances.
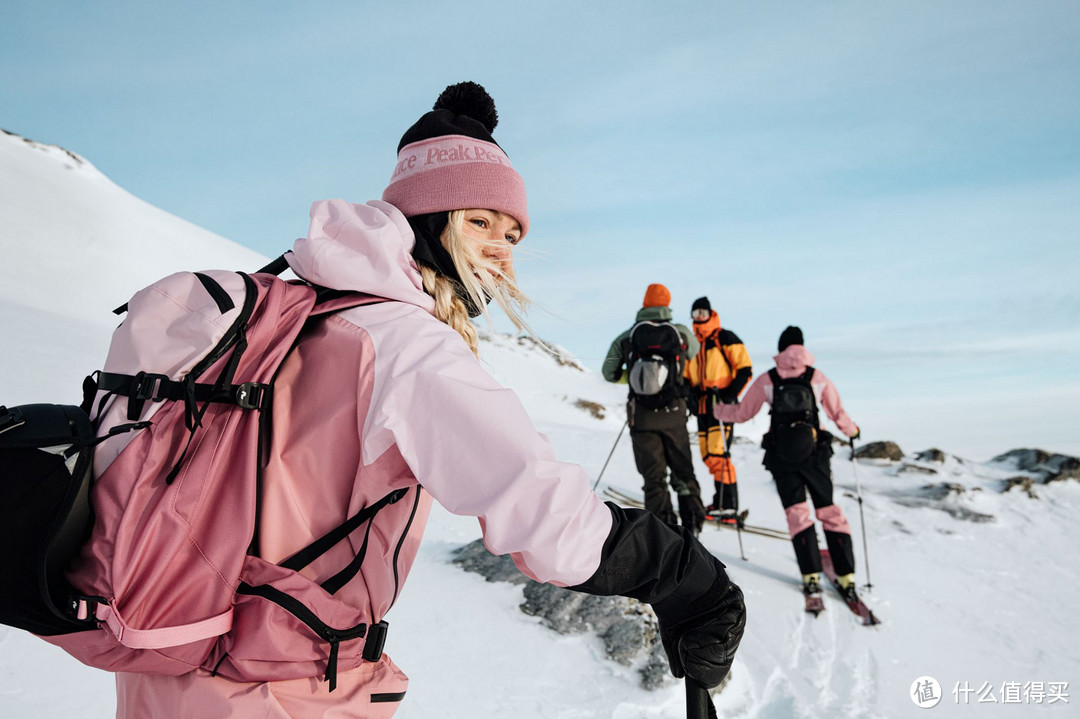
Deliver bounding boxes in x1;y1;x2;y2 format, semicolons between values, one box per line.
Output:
362;620;389;662
234;382;269;410
0;406;25;435
131;372;170;402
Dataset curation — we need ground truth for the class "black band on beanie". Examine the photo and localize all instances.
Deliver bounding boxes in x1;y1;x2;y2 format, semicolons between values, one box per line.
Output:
778;325;804;352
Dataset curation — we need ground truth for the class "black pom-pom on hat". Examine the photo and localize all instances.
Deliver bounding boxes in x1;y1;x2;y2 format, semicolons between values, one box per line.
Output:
434;81;498;133
395;80;504;152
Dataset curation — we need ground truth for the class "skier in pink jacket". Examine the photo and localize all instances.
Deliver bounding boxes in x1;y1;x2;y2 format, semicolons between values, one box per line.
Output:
715;326;861;603
114;82;744;718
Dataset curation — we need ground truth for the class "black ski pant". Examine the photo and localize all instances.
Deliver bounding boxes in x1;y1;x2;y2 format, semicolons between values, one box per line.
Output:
766;446;856;578
629;399;702;523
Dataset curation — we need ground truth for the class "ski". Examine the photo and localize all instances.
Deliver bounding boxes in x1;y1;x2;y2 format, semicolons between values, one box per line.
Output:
820;549;881;626
602;486;645;508
804;593;825;617
704;511;789;541
603;486;790;541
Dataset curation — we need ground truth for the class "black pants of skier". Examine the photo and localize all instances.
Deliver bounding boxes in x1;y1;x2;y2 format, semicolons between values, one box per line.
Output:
766;441;855;577
629;398;701;524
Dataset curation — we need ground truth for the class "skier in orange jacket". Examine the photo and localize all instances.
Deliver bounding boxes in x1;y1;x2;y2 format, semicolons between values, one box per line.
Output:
683;297;752;523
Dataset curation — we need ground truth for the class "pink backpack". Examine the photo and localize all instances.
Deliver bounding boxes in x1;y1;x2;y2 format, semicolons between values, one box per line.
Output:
40;263;397;690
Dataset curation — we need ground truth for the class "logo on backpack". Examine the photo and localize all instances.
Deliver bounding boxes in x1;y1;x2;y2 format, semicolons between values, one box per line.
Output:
626;321;686;409
767;367;820;464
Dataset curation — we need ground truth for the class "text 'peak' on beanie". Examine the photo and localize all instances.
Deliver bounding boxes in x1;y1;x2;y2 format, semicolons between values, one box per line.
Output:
691;296;711;313
382;81;529;238
778;325;804;352
643;284;671;308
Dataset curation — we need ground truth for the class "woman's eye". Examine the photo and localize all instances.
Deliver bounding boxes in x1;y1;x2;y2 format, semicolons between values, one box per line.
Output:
469;218;488;229
506;235;520;245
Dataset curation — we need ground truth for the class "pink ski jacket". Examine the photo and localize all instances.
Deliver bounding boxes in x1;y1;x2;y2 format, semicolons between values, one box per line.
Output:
115;199;613;718
713;345;858;438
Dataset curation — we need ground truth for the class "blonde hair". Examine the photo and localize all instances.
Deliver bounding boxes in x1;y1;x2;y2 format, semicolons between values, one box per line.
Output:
420;210;531;356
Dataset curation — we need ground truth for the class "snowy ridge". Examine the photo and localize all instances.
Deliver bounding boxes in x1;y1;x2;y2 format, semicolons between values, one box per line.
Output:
2;133;1078;718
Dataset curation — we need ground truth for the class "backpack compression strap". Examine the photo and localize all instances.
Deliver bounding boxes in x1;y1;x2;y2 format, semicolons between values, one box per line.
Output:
95;371;270;412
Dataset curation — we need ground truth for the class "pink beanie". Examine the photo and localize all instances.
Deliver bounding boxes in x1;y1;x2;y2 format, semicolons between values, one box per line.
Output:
381;82;529;237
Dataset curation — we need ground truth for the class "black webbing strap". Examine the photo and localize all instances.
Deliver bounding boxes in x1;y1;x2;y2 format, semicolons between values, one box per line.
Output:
257;254;291;276
278;488;409;573
97;371;270;415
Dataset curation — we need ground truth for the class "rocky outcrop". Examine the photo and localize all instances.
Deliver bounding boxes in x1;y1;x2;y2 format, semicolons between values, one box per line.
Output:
992;448;1080;484
854;441;904;461
914;448;946;463
452;539;670;690
573;398;606;420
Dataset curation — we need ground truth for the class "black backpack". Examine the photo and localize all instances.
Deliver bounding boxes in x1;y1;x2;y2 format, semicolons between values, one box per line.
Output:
0;403;143;635
626;321;686;409
767;367;820;464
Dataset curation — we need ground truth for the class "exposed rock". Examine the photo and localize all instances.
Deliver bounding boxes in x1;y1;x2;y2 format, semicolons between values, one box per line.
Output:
854;441;904;461
920;482;966;501
992;449;1079;479
520;582;661;668
451;540;529;585
516;335;585;371
898;463;938;475
1047;459;1080;483
454;539;670;690
915;448;946;463
992;448;1052;469
638;645;675;690
1003;476;1039;499
889;483;996;522
573;398;606;420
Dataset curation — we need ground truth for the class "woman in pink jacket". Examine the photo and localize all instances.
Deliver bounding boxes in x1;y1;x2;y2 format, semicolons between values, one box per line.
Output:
114;83;744;717
715;326;861;603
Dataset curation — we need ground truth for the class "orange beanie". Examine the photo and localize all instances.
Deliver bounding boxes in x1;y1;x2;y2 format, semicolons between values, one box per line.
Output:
642;284;671;308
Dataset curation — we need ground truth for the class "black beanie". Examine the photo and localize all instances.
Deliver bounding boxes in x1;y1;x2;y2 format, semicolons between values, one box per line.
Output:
778;326;804;352
691;296;711;313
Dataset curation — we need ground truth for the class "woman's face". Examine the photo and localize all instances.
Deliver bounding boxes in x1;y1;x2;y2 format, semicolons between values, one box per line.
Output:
458;209;521;275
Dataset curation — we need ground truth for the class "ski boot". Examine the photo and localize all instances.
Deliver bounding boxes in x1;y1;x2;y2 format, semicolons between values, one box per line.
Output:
803;573;824;616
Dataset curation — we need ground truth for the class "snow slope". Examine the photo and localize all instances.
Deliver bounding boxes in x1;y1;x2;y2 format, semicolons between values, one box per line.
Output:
1;130;1077;717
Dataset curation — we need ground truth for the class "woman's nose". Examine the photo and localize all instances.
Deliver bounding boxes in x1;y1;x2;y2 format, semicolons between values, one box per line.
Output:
486;241;513;270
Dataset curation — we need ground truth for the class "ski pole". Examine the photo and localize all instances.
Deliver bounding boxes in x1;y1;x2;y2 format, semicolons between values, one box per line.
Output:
685;678;715;719
591;418;629;491
849;437;873;590
719;425;747;562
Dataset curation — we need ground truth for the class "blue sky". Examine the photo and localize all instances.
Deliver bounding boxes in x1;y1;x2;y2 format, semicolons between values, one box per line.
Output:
3;1;1079;460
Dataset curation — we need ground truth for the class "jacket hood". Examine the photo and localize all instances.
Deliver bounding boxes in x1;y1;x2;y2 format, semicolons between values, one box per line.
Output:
693;311;720;342
635;305;673;322
773;344;815;372
288;199;436;313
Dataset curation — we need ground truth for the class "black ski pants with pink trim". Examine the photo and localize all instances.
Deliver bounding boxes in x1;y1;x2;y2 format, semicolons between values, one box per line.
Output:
766;443;856;578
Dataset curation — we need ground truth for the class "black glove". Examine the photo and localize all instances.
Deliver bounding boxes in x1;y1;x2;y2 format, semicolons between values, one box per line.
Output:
715;387;738;404
677;493;706;536
656;575;745;688
571;504;746;689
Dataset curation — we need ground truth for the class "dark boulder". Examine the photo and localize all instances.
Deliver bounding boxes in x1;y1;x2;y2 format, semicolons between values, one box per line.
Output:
854;441;904;461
